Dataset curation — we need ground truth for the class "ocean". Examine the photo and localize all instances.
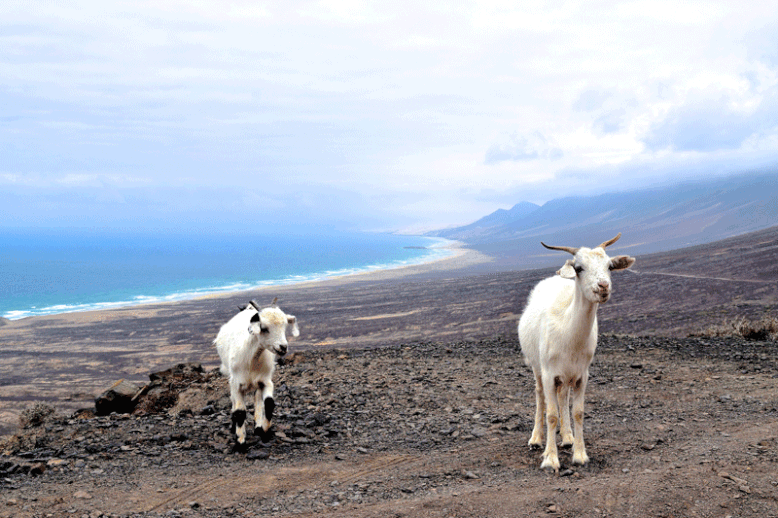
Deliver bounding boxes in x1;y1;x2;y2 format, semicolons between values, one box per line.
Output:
0;229;453;320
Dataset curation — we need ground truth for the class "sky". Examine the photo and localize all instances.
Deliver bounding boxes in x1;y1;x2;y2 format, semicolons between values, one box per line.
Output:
2;1;778;234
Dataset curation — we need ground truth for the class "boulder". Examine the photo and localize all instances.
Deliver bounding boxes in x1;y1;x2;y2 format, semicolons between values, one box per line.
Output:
94;379;141;416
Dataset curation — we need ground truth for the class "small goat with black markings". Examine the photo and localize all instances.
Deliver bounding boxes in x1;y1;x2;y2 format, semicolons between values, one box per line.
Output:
214;298;299;445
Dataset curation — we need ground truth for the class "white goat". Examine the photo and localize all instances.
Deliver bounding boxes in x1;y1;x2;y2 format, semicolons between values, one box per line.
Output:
214;298;299;446
518;233;635;471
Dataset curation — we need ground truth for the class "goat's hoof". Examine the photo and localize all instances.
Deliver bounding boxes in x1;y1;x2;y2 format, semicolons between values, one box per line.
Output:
572;452;589;466
232;440;249;453
540;455;560;473
256;427;275;444
560;439;574;449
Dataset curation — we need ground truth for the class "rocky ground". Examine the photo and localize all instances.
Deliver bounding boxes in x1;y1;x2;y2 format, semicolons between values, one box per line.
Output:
2;333;777;517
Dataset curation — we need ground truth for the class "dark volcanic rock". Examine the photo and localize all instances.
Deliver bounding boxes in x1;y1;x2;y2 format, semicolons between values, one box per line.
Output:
94;379;141;416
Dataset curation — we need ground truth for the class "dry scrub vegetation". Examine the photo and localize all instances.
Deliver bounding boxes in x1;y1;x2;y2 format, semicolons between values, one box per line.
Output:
694;315;778;342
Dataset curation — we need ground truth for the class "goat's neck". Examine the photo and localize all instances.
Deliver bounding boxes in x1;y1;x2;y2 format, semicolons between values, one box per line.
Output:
566;284;598;340
245;335;264;359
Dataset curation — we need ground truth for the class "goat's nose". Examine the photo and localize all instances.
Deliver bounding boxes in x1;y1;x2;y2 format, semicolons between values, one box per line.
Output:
597;281;610;292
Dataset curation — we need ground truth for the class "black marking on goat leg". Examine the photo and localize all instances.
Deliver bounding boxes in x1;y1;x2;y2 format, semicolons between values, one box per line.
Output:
554;376;563;388
232;440;249;453
574;377;583;390
258;381;265;392
231;409;247;432
258;426;275;444
264;396;275;422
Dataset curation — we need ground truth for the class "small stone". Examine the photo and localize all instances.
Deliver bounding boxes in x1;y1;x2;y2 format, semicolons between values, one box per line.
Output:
560;469;574;477
73;491;92;500
247;451;270;461
547;504;559;513
356;447;369;454
29;463;47;476
463;470;479;479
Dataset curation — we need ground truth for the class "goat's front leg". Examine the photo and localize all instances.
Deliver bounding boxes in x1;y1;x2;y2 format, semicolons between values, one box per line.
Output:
558;384;574;448
229;378;248;445
540;373;561;472
254;379;275;443
571;373;590;466
528;371;545;449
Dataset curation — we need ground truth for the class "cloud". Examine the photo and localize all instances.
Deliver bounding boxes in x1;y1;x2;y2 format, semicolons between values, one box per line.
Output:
573;90;612;112
2;2;778;232
593;108;627;135
484;132;563;164
644;92;777;152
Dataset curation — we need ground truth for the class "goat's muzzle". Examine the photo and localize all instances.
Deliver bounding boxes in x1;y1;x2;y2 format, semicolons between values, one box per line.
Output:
594;281;611;302
274;344;288;357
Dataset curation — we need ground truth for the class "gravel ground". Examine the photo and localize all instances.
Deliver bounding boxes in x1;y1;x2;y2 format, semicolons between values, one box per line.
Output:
2;334;777;517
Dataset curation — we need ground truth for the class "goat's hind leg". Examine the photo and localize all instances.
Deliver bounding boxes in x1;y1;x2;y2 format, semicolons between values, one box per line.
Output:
254;379;275;443
528;371;545;449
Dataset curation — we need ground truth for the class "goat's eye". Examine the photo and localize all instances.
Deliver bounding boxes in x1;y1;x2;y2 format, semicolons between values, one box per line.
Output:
574;265;584;275
260;325;269;333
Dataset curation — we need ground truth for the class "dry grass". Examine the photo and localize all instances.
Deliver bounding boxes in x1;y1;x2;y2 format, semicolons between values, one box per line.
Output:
18;402;55;429
693;315;778;341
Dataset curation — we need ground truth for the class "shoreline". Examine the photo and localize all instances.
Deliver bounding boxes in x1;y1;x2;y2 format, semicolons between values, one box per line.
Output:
3;238;488;322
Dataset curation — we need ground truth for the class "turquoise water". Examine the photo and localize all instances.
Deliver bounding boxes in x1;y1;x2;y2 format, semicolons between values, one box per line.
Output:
0;230;453;319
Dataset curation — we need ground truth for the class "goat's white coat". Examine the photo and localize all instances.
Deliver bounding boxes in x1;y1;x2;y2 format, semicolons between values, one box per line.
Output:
518;242;634;471
215;303;299;444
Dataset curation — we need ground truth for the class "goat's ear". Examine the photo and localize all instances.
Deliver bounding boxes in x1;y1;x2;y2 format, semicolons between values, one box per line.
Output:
287;315;300;337
557;259;576;279
250;313;260;323
609;255;636;271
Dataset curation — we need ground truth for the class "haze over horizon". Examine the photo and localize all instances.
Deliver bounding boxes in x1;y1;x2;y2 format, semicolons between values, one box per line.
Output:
2;2;778;234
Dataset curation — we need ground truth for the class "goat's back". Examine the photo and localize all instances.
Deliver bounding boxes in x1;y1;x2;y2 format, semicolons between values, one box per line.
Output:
214;309;255;373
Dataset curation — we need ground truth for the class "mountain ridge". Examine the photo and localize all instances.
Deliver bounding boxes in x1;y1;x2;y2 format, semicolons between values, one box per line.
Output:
428;171;778;269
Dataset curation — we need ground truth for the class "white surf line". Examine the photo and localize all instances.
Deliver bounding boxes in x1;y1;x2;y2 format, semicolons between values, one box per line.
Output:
628;269;776;284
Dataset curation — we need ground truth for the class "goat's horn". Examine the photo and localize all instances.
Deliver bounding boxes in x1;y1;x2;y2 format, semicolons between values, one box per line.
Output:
541;242;579;255
597;233;622;249
270;297;278;307
249;300;261;311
